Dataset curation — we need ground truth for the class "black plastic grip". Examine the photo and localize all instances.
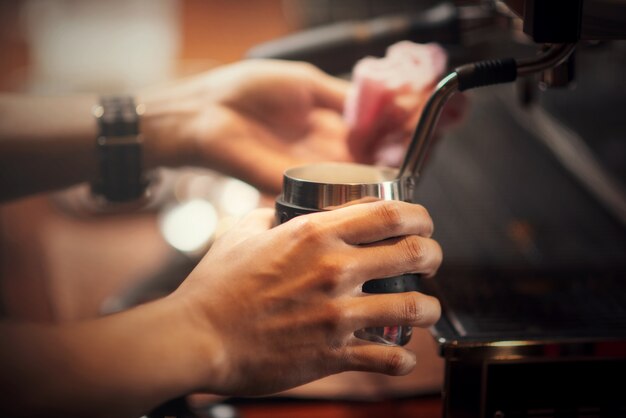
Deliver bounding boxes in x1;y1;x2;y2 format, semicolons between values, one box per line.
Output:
455;58;518;92
275;199;322;225
362;274;420;294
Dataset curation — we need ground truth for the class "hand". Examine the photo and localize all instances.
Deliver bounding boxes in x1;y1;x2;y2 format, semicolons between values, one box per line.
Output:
171;200;442;396
140;60;354;194
355;91;467;167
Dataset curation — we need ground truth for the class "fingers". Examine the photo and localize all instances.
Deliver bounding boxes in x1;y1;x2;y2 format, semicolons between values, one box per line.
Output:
356;236;443;279
310;70;350;111
335;291;439;375
344;292;441;330
314;200;434;244
277;201;440;290
247;60;349;111
342;342;417;376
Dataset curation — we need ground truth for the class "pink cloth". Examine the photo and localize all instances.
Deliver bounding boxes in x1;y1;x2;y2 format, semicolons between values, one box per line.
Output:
345;41;463;166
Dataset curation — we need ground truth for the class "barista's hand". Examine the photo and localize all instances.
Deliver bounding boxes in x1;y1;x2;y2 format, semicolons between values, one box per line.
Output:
171;200;442;396
140;60;354;195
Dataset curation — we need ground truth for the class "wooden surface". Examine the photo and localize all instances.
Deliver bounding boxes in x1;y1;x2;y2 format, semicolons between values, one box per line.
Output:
234;396;442;418
181;394;442;418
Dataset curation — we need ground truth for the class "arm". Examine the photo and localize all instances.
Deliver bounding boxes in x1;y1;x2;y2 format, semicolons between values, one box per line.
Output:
0;95;99;201
0;60;355;202
0;60;444;416
0;298;212;418
1;201;442;417
0;58;451;201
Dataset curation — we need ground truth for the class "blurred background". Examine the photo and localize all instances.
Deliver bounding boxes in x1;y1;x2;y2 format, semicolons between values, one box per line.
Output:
1;0;624;321
0;1;460;407
0;0;302;323
0;1;625;412
0;0;467;323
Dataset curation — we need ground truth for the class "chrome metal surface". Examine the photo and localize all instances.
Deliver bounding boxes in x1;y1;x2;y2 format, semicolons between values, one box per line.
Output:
398;72;459;183
516;43;576;76
398;43;576;187
281;162;406;210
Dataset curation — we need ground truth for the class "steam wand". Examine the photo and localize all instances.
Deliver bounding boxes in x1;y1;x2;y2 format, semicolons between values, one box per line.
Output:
398;43;577;195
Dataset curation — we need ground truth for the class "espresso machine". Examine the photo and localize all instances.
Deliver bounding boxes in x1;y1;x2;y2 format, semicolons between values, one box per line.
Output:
416;3;626;417
128;2;626;417
251;1;626;416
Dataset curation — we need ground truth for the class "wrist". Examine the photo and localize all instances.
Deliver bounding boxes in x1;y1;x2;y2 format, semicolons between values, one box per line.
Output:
137;99;184;171
91;96;152;202
165;291;228;394
0;94;102;201
136;87;208;171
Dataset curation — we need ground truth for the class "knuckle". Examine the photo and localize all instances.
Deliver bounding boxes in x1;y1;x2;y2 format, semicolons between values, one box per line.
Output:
415;203;430;219
414;204;434;236
383;350;408;375
375;201;404;231
317;258;347;291
402;236;426;266
403;294;424;323
434;240;443;264
429;296;442;324
413;294;441;326
337;346;356;372
294;216;326;244
428;240;444;275
319;302;343;333
338;301;357;325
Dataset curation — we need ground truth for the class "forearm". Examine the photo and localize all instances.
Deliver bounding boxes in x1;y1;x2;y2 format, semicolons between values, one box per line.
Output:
0;93;193;202
0;296;217;418
0;95;101;201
